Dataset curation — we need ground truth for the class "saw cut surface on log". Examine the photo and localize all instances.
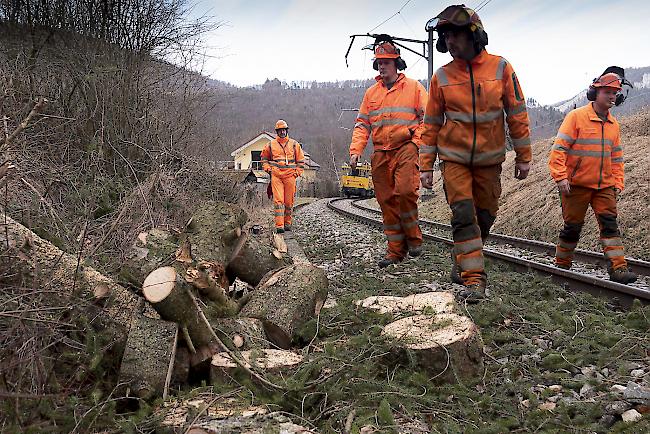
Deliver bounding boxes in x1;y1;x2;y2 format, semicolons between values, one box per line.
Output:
143;267;221;350
118;314;178;400
210;349;303;381
0;213;141;329
239;265;328;349
356;292;456;315
382;313;484;383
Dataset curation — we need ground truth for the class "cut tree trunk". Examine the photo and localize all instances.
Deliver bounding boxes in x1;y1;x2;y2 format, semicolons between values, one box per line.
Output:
118;313;178;400
185;201;248;264
239;265;328;349
0;213;141;330
120;227;179;289
356;292;457;315
210;317;269;351
210;349;303;385
382;313;484;383
143;266;223;351
226;234;291;286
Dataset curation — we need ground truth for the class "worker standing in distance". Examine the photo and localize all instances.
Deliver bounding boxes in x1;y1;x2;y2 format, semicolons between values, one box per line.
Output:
261;120;305;233
349;39;428;268
549;69;637;284
420;5;532;302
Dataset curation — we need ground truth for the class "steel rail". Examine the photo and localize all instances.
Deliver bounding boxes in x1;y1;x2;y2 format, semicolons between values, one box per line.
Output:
326;197;650;305
351;199;650;277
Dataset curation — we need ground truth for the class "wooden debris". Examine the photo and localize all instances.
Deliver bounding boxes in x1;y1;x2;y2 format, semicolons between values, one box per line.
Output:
227;235;291;286
240;265;328;349
382;313;484;383
210;317;269;351
118;314;178;401
210;349;303;384
356;292;456;315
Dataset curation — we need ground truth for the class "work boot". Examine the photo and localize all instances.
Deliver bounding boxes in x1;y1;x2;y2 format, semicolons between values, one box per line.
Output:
456;283;487;304
609;267;637;284
284;224;292;232
450;249;463;284
378;257;402;268
276;228;284;234
556;263;571;270
408;246;422;258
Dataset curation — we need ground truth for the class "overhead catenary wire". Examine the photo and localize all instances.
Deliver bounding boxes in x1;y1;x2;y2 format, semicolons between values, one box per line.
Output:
368;0;414;33
475;0;494;12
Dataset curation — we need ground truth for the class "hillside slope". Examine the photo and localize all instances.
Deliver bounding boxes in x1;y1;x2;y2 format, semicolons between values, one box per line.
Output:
420;109;650;261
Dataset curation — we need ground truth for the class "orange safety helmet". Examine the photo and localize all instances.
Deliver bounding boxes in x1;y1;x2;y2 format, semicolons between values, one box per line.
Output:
275;119;289;130
372;41;407;71
591;73;622;90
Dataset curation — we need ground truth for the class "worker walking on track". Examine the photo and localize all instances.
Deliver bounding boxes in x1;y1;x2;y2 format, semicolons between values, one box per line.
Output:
261;120;305;233
419;5;532;302
349;38;428;268
549;69;637;284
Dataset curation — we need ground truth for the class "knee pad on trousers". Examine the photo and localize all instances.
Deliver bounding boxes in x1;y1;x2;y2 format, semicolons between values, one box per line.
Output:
476;207;496;242
450;199;480;241
560;222;583;243
596;213;620;238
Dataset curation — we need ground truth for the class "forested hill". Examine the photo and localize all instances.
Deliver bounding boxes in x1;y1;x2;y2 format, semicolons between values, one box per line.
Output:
206;77;566;177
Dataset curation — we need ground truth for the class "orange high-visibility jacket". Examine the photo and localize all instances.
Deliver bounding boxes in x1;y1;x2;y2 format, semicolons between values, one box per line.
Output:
350;73;427;156
548;103;624;190
420;50;531;170
261;137;305;178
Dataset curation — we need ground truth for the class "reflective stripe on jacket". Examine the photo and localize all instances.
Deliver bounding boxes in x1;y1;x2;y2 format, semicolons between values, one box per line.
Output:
548;103;624;190
350;73;427;156
261;137;305;178
420;50;531;170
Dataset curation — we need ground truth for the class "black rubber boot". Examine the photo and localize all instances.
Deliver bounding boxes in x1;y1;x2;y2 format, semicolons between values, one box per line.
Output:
450;248;463;284
456;283;487;304
609;267;637;284
378;257;401;268
408;246;422;258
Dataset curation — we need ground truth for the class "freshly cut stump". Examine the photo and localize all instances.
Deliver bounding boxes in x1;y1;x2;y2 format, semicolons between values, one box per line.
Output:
210;349;303;384
382;314;484;383
239;265;328;349
210;318;269;351
356;292;456;315
226;234;291;286
118;314;178;400
143;266;220;351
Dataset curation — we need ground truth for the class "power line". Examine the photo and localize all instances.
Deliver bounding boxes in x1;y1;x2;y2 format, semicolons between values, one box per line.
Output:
369;0;414;33
475;0;494;12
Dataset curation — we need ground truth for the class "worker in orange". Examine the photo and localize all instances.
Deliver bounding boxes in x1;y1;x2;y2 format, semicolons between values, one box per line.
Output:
549;69;637;284
261;120;305;233
420;5;532;302
349;39;428;267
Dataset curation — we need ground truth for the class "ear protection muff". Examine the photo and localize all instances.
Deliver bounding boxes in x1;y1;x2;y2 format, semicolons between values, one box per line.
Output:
372;58;407;71
436;38;447;53
586;83;597;102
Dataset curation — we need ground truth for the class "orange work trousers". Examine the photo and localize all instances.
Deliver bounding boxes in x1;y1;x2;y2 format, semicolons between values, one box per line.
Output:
271;174;297;231
441;161;502;286
371;142;422;260
556;185;627;270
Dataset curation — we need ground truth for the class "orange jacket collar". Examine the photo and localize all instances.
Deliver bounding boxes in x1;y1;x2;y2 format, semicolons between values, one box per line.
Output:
450;49;489;68
374;72;406;88
587;102;614;123
277;136;289;144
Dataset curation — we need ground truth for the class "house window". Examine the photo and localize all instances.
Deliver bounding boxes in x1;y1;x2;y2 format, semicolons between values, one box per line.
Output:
237;162;241;170
251;150;262;170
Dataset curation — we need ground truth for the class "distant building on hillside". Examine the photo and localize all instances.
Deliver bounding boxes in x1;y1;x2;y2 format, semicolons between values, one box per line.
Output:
230;132;320;185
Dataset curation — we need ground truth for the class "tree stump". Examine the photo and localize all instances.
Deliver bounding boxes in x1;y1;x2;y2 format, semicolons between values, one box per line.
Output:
210;349;303;384
118;313;178;400
143;266;221;351
356;292;456;315
226;234;291;286
210;318;269;351
239;265;328;349
382;314;484;383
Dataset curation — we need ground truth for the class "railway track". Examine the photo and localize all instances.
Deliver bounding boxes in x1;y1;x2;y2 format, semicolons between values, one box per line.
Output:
327;197;650;306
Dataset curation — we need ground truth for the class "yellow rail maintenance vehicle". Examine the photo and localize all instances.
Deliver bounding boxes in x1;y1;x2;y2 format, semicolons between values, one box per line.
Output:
340;162;374;198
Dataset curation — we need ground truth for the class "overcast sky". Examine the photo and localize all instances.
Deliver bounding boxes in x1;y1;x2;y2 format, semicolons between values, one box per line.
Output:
193;0;648;105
